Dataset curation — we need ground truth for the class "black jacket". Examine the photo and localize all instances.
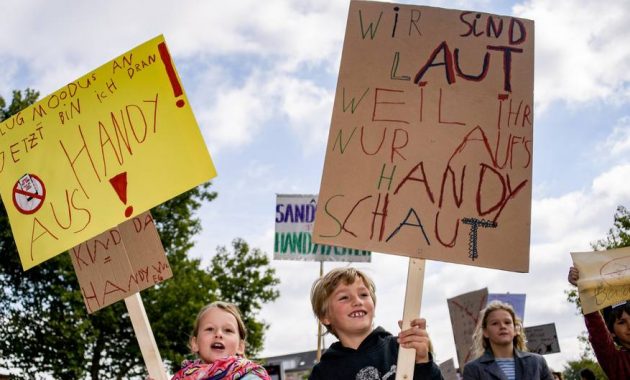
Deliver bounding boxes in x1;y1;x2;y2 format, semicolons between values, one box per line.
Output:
309;326;444;380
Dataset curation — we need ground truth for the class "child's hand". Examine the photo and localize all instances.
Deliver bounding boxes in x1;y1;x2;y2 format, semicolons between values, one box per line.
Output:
397;318;430;364
568;266;579;286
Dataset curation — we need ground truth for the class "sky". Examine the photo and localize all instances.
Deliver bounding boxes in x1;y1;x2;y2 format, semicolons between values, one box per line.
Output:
1;0;630;374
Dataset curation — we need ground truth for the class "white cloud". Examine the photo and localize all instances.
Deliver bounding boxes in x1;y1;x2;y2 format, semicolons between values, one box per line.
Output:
197;71;273;153
0;1;347;95
599;116;630;157
514;0;630;111
276;77;334;154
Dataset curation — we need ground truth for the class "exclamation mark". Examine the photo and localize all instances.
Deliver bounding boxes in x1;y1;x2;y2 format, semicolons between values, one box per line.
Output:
158;42;185;108
109;172;133;217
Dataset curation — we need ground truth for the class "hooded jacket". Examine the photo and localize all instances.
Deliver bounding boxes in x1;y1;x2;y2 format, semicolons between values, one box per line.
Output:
309;326;443;380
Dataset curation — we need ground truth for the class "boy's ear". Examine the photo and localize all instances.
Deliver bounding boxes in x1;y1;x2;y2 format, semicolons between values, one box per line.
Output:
237;339;246;355
321;315;330;326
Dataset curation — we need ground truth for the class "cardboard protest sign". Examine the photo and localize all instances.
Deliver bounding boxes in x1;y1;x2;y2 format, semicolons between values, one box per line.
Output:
571;247;630;314
275;194;371;262
488;293;526;322
438;358;458;380
0;35;216;270
448;287;488;370
313;0;534;272
525;323;560;355
70;211;172;313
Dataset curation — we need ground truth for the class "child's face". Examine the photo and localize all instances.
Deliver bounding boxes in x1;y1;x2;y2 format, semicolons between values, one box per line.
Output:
191;307;245;363
612;310;630;348
322;278;375;341
483;309;516;348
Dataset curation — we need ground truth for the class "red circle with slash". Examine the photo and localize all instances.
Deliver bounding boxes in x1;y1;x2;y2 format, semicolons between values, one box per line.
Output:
12;174;46;215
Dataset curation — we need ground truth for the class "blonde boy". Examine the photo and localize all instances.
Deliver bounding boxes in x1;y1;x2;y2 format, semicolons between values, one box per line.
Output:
309;267;443;379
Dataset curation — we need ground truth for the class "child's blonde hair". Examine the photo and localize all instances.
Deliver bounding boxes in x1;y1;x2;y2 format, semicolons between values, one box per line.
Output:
310;267;376;337
190;301;247;348
471;300;527;358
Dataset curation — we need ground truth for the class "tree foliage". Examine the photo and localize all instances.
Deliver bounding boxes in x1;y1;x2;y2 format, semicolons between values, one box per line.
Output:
0;90;280;378
562;357;607;380
209;238;281;357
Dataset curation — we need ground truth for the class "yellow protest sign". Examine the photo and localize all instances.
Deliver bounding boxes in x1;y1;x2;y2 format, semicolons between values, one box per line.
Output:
571;247;630;314
0;35;216;270
313;1;534;271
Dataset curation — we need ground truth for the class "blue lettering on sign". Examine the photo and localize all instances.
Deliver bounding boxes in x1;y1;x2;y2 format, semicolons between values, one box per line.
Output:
275;231;371;257
276;202;317;223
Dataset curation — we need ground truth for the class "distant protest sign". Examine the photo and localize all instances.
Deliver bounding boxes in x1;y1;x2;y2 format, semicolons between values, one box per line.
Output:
313;0;534;272
0;35;216;270
70;211;172;313
571;247;630;314
448;287;488;370
275;194;371;262
525;323;560;355
488;293;526;322
438;358;458;380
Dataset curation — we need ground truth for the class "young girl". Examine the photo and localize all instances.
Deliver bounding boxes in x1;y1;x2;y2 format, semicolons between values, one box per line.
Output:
568;266;630;380
463;301;552;380
172;301;270;380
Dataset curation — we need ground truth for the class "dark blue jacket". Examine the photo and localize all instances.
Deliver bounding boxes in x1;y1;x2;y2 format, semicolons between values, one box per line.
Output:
463;349;553;380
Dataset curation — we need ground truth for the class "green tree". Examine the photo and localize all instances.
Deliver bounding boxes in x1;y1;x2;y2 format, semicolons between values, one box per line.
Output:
0;90;280;378
562;357;607;380
209;238;281;357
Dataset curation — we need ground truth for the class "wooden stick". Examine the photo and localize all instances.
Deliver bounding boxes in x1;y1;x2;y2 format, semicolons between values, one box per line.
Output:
316;260;324;361
395;258;427;380
125;293;169;380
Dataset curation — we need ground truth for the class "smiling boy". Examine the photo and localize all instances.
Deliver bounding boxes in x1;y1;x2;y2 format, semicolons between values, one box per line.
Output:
309;267;443;380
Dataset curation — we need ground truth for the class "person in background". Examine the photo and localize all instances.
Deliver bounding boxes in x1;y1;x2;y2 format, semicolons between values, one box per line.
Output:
578;368;595;380
551;371;563;380
171;301;270;380
463;301;553;380
309;267;443;380
568;266;630;380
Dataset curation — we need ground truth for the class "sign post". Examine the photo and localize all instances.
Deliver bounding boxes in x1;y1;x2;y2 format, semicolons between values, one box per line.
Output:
125;293;169;380
396;258;426;380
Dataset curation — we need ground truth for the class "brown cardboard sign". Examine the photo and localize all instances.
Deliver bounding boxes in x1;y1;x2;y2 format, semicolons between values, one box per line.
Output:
69;211;172;313
438;358;459;380
525;323;560;355
571;247;630;314
313;0;534;272
447;287;488;370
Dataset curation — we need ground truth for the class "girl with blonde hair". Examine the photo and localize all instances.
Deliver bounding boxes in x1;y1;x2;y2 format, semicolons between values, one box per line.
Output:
463;301;552;380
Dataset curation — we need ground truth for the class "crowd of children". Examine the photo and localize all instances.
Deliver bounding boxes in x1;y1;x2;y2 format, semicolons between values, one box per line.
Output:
159;265;628;380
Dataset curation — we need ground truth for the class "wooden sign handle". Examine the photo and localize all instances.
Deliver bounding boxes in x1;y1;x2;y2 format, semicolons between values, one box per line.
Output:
125;293;169;380
395;258;426;380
